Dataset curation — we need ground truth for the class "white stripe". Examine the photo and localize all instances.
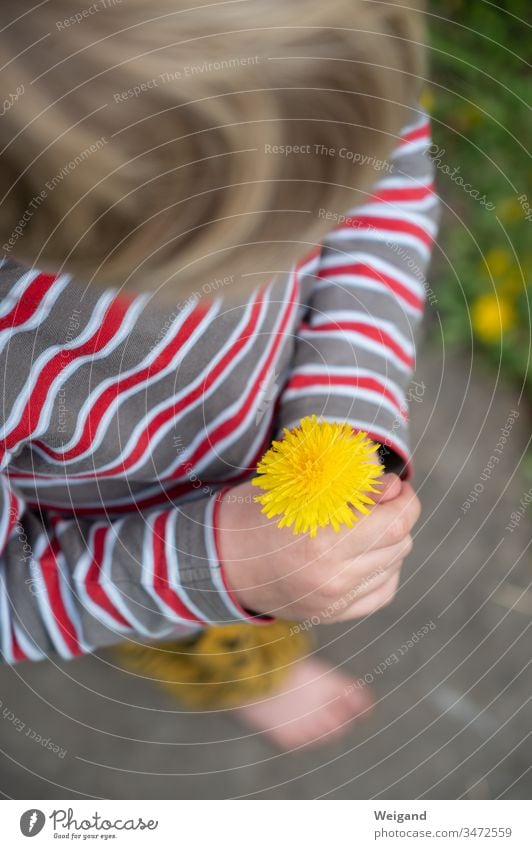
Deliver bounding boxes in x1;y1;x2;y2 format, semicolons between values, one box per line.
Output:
282;384;406;422
0;269;39;318
300;326;411;376
391;137;432;158
165;509;206;625
55;549;92;655
319;251;427;300
29;533;74;659
373;176;433;191
4;473;90;490
204;497;246;622
0;273;71;354
310;310;415;355
326;226;431;263
371;195;439;213
0;569;14;663
12;621;46;661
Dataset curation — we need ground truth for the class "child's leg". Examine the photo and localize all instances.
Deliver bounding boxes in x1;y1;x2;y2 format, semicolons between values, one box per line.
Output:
116;622;374;749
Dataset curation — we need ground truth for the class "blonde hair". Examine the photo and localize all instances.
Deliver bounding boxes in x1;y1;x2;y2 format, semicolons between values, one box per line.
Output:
0;0;424;301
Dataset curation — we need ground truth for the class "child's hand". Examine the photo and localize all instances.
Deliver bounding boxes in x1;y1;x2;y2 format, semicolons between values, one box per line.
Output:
218;474;420;622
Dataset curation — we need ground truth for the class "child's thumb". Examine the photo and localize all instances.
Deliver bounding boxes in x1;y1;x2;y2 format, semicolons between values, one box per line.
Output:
373;473;402;504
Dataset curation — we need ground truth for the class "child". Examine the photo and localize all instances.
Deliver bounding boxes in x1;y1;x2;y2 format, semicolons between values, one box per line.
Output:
0;0;437;748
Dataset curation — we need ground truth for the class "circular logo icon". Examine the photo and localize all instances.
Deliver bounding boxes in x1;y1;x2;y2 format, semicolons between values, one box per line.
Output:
20;809;46;837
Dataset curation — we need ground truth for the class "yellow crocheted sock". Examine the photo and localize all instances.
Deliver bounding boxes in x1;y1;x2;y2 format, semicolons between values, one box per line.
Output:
114;621;312;709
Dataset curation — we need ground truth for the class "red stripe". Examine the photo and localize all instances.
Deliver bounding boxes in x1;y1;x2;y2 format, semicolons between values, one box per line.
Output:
340;214;433;247
302;320;414;368
1;488;22;550
372;183;435;203
83;526;131;628
400;122;430;145
151;511;203;623
318;262;423;310
39;538;82;656
286;372;405;415
4;294;131;452
0;273;57;333
35;300;213;462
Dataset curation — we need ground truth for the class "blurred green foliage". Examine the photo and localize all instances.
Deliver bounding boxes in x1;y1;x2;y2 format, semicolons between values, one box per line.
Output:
427;0;531;392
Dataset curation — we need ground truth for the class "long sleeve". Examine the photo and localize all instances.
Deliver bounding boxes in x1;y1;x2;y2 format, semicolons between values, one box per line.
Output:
276;109;440;476
0;260;281;665
0;476;253;662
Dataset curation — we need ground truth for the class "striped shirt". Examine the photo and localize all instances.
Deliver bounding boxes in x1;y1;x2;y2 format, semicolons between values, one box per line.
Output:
0;111;439;663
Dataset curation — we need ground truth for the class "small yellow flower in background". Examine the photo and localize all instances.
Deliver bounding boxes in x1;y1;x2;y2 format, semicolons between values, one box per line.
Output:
252;415;383;537
419;87;435;114
471;293;516;343
497;197;524;224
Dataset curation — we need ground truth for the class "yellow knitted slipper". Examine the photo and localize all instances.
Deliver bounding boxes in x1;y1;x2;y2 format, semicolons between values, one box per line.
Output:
114;620;312;709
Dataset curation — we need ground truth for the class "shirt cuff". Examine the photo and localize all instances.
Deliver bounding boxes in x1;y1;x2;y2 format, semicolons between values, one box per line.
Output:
175;488;273;625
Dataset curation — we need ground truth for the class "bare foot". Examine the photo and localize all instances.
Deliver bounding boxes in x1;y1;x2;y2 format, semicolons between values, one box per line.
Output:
234;658;374;750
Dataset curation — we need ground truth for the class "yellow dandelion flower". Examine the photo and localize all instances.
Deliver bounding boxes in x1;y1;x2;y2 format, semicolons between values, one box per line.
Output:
471;293;516;343
252;415;384;537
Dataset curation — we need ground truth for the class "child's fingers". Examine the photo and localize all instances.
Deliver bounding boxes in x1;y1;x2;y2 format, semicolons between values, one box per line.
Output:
322;482;419;562
312;538;409;620
338;570;402;620
342;539;410;598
